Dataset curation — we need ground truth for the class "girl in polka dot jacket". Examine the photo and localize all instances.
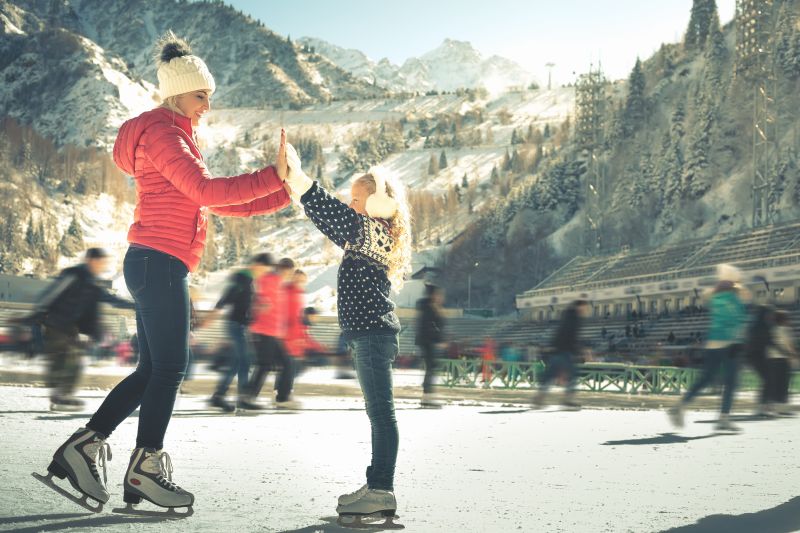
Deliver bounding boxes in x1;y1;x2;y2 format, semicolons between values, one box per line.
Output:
282;144;412;521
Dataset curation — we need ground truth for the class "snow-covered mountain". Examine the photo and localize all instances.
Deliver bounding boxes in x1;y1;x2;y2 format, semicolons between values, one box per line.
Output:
0;0;385;146
299;37;536;94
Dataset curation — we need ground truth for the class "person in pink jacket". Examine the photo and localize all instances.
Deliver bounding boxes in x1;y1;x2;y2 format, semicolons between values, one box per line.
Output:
37;32;290;515
249;258;296;407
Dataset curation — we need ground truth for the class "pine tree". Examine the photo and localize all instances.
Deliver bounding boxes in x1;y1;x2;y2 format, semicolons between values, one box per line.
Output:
428;153;439;175
501;148;512;171
58;215;84;256
511;149;524;174
704;8;726;90
775;4;798;79
224;233;239;266
685;0;716;51
683;97;715;199
622;58;647;137
462;173;469;188
439;150;448;169
490;164;500;184
25;215;36;249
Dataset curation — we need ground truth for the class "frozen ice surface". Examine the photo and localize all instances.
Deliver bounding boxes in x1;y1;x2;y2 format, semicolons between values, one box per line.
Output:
0;385;799;532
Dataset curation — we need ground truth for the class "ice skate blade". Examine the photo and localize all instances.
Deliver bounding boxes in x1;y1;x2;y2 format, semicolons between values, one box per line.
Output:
50;404;84;412
111;502;194;518
31;472;103;513
337;512;404;529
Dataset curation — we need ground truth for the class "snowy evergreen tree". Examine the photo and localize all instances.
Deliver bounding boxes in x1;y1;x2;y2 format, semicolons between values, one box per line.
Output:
501;149;512;171
439;150;448;169
685;0;717;51
683;96;715;199
58;215;84;257
462;173;469;188
775;4;799;79
490;164;500;184
25;215;37;250
428;153;439;175
703;9;726;90
622;58;647;137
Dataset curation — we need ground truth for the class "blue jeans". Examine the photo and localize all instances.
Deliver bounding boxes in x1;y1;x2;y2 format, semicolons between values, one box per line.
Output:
540;352;576;394
214;321;251;397
682;345;740;414
348;333;399;491
88;247;189;449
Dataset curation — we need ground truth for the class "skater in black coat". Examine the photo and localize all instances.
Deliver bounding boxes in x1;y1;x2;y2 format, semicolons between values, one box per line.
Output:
28;248;134;410
416;284;445;404
747;304;774;415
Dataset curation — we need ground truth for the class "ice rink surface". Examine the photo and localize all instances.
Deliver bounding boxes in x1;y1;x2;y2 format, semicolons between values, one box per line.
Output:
0;385;799;533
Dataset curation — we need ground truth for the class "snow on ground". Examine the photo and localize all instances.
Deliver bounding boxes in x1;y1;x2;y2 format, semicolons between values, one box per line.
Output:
1;384;799;533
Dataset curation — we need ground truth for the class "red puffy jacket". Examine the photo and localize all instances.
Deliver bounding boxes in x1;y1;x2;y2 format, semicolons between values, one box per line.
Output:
284;282;305;357
113;107;289;271
250;272;286;338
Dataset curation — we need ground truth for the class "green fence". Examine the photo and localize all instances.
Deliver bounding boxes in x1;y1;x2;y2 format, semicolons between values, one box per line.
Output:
437;359;800;395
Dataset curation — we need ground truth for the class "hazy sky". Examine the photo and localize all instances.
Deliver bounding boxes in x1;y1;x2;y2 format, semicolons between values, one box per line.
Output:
226;0;736;85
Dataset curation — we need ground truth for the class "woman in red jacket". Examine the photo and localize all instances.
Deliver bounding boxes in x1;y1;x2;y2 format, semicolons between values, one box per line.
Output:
39;32;290;514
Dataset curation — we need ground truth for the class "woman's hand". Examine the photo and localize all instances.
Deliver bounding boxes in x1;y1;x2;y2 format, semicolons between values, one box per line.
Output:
276;128;288;181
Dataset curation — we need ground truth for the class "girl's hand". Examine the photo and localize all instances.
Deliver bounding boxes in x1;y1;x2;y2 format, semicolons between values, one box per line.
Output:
276;129;288;181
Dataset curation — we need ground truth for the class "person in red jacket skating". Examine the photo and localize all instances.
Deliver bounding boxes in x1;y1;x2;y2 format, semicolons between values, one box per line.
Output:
284;269;308;359
249;258;297;408
36;32;290;515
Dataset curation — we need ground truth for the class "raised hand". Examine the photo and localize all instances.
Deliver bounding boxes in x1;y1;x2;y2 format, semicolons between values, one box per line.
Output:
276;128;288;181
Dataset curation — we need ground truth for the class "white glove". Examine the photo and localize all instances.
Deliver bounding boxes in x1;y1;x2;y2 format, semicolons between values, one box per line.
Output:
284;143;313;198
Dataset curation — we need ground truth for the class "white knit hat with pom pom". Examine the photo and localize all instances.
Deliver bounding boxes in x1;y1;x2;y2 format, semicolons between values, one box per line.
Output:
156;31;215;101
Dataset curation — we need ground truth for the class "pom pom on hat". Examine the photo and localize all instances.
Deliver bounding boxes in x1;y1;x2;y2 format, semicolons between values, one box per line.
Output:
155;31;215;101
717;263;742;283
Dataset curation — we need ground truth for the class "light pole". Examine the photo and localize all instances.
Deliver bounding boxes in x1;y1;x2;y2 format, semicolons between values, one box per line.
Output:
467;261;479;310
545;62;555;90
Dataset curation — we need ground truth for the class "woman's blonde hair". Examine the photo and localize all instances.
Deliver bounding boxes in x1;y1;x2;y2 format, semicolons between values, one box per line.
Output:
354;172;412;290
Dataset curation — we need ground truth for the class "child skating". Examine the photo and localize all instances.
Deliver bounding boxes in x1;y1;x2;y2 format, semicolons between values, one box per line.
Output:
283;148;411;529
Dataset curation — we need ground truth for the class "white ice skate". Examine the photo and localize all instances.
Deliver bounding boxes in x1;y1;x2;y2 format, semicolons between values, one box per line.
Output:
338;483;368;506
112;447;194;517
32;427;111;512
274;398;302;410
667;404;685;428
336;489;403;529
715;414;741;433
420;393;443;408
50;395;86;412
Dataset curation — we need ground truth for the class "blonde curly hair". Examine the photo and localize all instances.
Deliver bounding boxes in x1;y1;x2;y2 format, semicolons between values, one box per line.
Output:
353;171;413;290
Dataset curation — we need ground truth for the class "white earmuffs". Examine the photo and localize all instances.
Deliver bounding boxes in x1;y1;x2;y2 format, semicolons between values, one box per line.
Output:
364;166;399;219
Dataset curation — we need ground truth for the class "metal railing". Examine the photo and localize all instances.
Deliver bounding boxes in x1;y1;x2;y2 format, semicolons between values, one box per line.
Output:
437;359;800;395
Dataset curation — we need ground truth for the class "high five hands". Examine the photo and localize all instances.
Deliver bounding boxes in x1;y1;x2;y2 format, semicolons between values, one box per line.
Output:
275;129;311;200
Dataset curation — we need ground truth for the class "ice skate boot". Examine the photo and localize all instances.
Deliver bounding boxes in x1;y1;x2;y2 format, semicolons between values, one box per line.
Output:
274;398;302;410
112;447;194;517
420;393;443;408
531;390;548;410
336;489;403;529
31;427;111;512
338;483;368;506
209;393;235;413
667;404;685;428
50;395;85;412
236;396;264;411
715;414;741;433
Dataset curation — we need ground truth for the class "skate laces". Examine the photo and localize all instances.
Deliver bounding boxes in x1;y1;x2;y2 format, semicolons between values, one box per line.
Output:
343;484;368;499
84;437;112;484
143;450;181;492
